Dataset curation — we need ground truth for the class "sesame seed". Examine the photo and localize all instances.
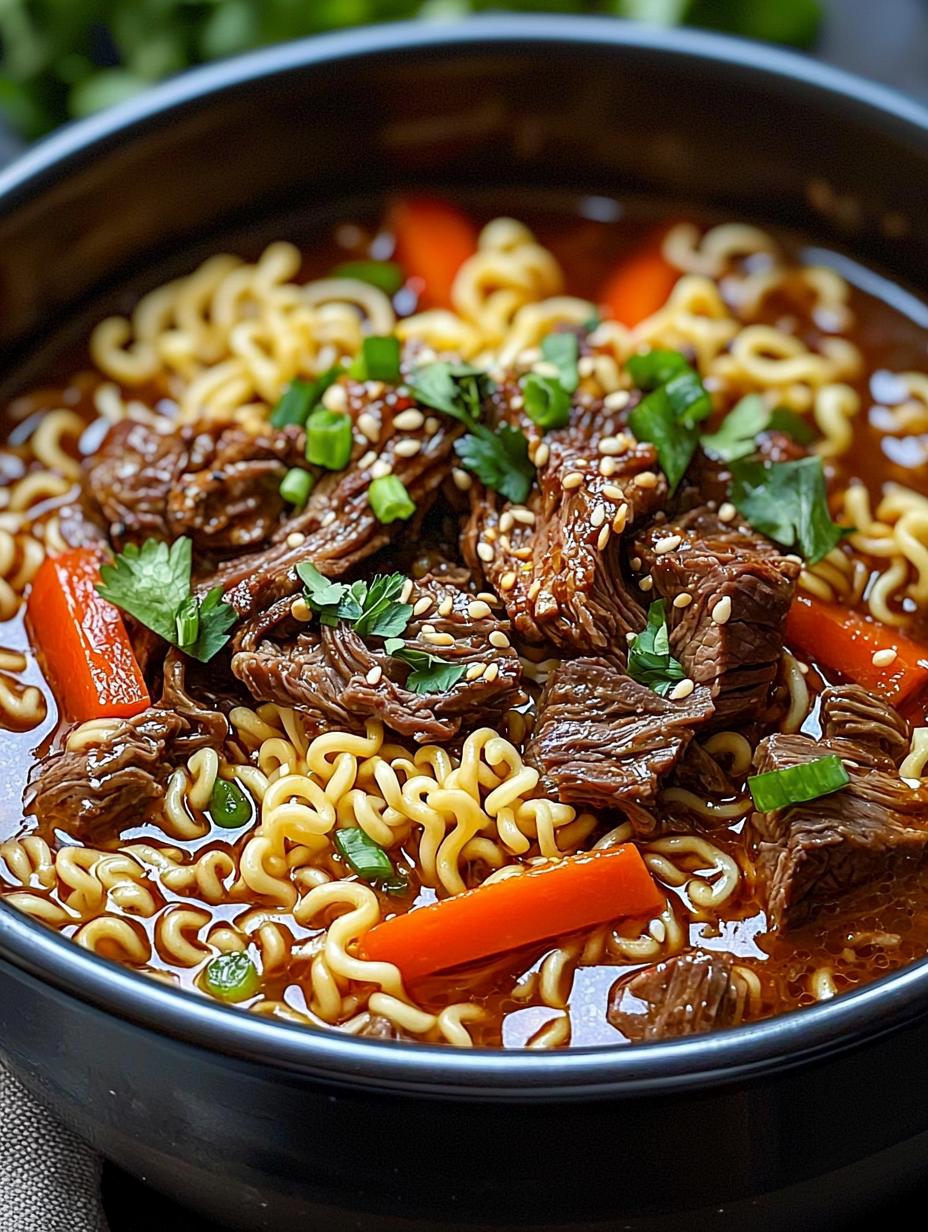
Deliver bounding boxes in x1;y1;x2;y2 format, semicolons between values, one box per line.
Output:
365;380;386;399
602;484;624;501
394;438;421;458
513;547;532;560
511;508;535;525
286;531;306;548
322;510;337;527
466;664;485;681
322;383;348;413
358;449;377;469
603;390;630;411
654;534;682;555
370;458;393;479
400;578;413;604
421;623;436;634
500;571;517;591
498;535;512;554
478;591;499;604
290;597;311;621
452;467;473;491
578;356;596;378
612;504;629;534
499;511;514;533
477;542;495;564
423;632;455;647
633;470;658;489
591;506;606;528
625;631;637;643
366;665;383;686
438;596;453;618
669;678;695;700
563;471;584;490
424;416;441;436
872;648;898;667
718;502;737;523
599;457;618;477
510;394;525;411
489;630;510;648
528;579;542;601
597;525;611;551
711;596;732;625
630;556;642;571
413;596;434;617
534;442;550;468
673;592;693;609
639;576;654;592
394;408;424;431
357;411;379;442
598;436;623;456
468;600;492;619
484;662;500;683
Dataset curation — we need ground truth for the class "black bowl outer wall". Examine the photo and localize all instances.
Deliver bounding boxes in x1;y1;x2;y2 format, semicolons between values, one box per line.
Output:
3;17;928;1230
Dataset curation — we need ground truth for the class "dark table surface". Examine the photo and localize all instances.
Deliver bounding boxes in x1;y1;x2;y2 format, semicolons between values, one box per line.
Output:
4;0;928;1228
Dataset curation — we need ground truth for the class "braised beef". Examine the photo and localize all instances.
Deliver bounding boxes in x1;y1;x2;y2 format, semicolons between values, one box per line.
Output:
231;574;524;743
751;732;928;928
525;657;714;832
820;684;910;769
635;508;800;725
461;392;665;652
85;419;304;551
608;952;748;1040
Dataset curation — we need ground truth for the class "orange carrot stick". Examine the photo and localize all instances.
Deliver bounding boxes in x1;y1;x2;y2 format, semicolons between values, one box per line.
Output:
389;196;478;310
786;593;928;705
27;549;150;722
600;235;678;327
362;845;662;984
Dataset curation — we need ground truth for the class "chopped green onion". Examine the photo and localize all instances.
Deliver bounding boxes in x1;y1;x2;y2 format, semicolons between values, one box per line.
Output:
748;753;850;812
334;826;395;882
203;952;261;1004
520;372;571;431
541;332;580;393
351;335;402;384
209;778;253;829
331;260;405;296
279;467;314;507
627;348;690;390
270;368;341;429
369;474;416;524
174;595;200;649
305;407;353;470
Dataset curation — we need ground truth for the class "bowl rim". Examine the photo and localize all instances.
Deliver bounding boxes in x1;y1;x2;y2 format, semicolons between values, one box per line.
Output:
3;13;928;1099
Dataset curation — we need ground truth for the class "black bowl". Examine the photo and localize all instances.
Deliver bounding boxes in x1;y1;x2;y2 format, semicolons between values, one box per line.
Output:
2;16;928;1231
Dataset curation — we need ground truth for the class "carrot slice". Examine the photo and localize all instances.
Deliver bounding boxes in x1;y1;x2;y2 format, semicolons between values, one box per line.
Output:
786;593;928;705
27;549;150;722
361;845;662;984
389;197;478;310
600;235;678;327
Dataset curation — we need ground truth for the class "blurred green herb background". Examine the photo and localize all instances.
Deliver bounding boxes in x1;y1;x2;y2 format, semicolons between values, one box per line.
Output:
0;0;822;140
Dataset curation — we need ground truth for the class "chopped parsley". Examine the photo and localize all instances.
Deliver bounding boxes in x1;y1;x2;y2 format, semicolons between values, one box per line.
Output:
626;599;687;698
97;537;236;662
384;638;468;694
409;361;534;503
729;455;846;564
296;563;412;636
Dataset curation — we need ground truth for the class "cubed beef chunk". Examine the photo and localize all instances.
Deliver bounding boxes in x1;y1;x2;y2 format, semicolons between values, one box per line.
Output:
461;391;665;653
751;731;928;928
231;574;525;744
635;508;800;725
820;684;911;769
525;657;714;833
608;952;749;1041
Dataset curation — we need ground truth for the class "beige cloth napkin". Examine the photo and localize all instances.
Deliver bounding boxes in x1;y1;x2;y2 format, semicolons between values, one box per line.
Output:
0;1064;108;1232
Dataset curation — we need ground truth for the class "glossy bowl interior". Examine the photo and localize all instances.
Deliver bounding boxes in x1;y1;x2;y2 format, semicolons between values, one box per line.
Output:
2;16;928;1230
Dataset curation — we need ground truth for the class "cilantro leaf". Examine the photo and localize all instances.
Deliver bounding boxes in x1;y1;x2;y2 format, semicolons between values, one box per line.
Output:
700;394;771;462
97;537;235;662
729;456;846;564
541;332;580;393
296;561;348;626
384;638;467;694
297;565;412;640
768;407;817;446
628;389;697;494
455;424;534;504
352;573;412;638
627;599;688;698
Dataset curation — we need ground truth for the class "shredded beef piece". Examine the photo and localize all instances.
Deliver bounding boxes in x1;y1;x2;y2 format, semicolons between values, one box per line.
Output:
231;574;524;743
751;731;928;928
84;419;304;551
461;390;664;652
608;952;748;1041
635;508;800;725
820;684;910;768
209;383;461;617
525;657;714;833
